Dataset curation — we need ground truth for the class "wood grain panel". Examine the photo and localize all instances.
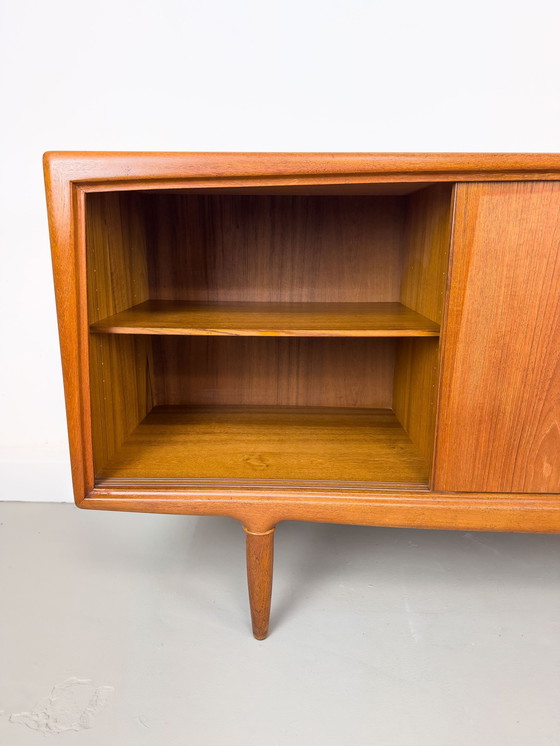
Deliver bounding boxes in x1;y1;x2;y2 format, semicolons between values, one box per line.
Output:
89;335;153;474
44;151;560;545
86;192;152;473
245;528;275;639
98;405;429;485
147;194;405;302
86;192;149;322
45;151;560;191
84;488;560;535
401;184;453;323
90;300;439;337
152;337;395;409
393;185;453;475
393;338;440;472
435;182;560;493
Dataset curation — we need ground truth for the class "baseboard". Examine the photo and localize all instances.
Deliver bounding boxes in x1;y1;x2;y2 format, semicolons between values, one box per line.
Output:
0;445;73;502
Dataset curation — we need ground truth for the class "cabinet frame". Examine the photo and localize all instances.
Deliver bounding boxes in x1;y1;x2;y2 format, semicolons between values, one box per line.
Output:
44;152;560;535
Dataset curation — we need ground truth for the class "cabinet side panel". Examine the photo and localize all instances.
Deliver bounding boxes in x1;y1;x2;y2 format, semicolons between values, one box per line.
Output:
89;336;154;472
400;184;453;324
86;193;152;473
86;192;150;322
435;182;560;493
393;338;440;471
394;185;453;473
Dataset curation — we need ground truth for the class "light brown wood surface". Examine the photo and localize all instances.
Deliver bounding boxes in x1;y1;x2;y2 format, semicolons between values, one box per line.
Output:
435;182;560;493
154;183;432;196
86;193;153;471
86;192;149;323
90;300;440;337
84;488;560;535
44;152;560;191
393;338;441;476
152;337;396;409
147;194;405;303
88;336;153;471
394;184;453;476
245;528;274;639
400;184;453;324
97;406;429;486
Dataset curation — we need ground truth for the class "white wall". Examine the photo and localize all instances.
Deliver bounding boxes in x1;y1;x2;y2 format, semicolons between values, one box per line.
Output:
1;0;559;502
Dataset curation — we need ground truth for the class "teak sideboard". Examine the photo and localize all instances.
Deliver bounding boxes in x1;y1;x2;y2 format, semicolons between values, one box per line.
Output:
44;152;560;639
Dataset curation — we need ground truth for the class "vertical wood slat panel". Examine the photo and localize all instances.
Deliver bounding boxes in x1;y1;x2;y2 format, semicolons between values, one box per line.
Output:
435;182;560;493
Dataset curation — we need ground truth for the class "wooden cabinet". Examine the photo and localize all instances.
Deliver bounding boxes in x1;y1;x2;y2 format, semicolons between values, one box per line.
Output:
44;153;560;639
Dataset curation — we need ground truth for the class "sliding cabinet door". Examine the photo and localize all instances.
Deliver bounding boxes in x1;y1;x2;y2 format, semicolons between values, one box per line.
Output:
434;182;560;493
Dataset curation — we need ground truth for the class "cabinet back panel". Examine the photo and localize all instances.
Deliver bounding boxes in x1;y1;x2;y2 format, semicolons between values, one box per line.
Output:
152;337;395;409
146;194;405;302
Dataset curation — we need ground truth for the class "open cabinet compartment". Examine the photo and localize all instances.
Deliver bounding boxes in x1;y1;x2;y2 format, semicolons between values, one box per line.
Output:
86;183;453;490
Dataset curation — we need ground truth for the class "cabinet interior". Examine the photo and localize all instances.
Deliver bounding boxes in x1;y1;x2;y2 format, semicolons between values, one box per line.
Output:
85;183;453;489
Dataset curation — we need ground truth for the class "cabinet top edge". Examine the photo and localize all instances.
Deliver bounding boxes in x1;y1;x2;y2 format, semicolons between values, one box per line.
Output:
43;151;560;186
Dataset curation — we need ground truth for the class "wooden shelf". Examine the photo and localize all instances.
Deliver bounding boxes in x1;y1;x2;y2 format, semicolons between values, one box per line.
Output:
89;300;440;338
96;405;430;487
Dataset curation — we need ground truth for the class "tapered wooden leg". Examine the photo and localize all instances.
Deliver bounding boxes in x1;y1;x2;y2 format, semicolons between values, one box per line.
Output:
244;527;275;640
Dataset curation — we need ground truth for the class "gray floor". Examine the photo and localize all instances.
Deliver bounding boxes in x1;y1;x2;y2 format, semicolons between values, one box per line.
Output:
1;504;559;745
